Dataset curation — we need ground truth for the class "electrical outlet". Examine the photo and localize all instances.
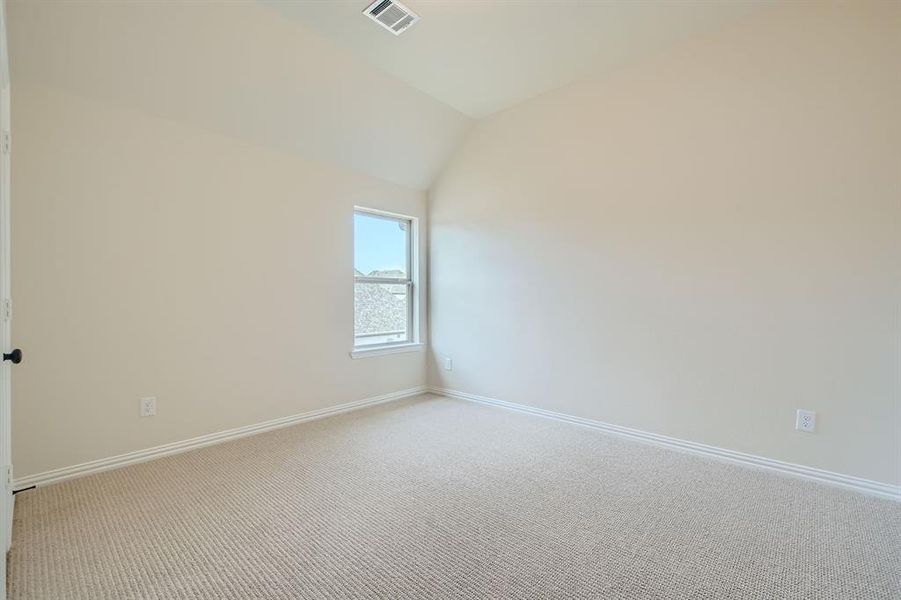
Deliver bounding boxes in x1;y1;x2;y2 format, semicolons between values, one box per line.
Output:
140;396;157;418
795;409;816;433
444;357;453;371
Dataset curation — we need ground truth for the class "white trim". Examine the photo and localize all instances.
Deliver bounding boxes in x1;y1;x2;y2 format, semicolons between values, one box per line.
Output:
352;206;412;222
350;343;424;359
13;386;427;490
353;206;420;349
355;277;411;285
429;386;901;502
0;0;11;577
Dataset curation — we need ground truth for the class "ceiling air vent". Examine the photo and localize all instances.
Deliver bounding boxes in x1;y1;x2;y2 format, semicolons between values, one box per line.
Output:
363;0;420;36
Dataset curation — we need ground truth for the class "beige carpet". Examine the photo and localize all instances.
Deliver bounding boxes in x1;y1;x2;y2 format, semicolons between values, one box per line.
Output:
7;394;901;599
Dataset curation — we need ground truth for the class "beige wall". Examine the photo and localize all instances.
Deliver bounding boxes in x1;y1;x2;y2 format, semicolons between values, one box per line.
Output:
11;83;427;478
429;1;901;485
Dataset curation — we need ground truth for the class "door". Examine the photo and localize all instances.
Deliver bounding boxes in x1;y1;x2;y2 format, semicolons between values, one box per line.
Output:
0;0;13;584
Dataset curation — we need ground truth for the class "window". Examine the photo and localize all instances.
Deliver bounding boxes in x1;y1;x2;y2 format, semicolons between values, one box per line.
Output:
353;208;417;351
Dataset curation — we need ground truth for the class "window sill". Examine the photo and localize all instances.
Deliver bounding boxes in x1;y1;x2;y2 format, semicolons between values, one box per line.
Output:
350;343;424;359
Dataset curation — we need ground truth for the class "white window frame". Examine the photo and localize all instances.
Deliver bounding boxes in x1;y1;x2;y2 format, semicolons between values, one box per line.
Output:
351;207;422;358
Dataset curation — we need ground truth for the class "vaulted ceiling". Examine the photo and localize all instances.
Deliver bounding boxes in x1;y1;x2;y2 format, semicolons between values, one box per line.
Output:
7;0;471;190
267;0;767;118
7;0;768;190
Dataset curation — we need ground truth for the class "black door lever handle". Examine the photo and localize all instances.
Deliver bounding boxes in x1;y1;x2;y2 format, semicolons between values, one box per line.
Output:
3;349;22;364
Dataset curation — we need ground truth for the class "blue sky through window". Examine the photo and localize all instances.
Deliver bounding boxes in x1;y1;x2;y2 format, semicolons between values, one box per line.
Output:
354;212;407;275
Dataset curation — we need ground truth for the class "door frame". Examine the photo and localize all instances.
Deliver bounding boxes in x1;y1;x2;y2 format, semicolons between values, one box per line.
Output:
0;0;13;585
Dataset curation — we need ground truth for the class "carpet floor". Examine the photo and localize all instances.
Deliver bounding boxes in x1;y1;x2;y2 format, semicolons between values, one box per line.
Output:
7;394;901;599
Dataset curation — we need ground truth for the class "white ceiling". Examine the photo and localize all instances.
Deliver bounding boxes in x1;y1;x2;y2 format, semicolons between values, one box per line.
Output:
263;0;768;119
7;1;769;191
7;0;471;190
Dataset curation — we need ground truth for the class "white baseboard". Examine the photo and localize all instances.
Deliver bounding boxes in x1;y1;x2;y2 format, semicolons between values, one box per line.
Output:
14;386;427;490
429;386;901;502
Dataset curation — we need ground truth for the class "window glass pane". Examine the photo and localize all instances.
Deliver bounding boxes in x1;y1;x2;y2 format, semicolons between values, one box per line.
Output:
354;212;408;278
354;282;409;346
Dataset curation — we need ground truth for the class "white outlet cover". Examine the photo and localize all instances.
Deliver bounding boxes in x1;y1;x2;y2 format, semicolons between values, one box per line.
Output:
141;396;157;417
795;409;816;433
444;357;453;371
